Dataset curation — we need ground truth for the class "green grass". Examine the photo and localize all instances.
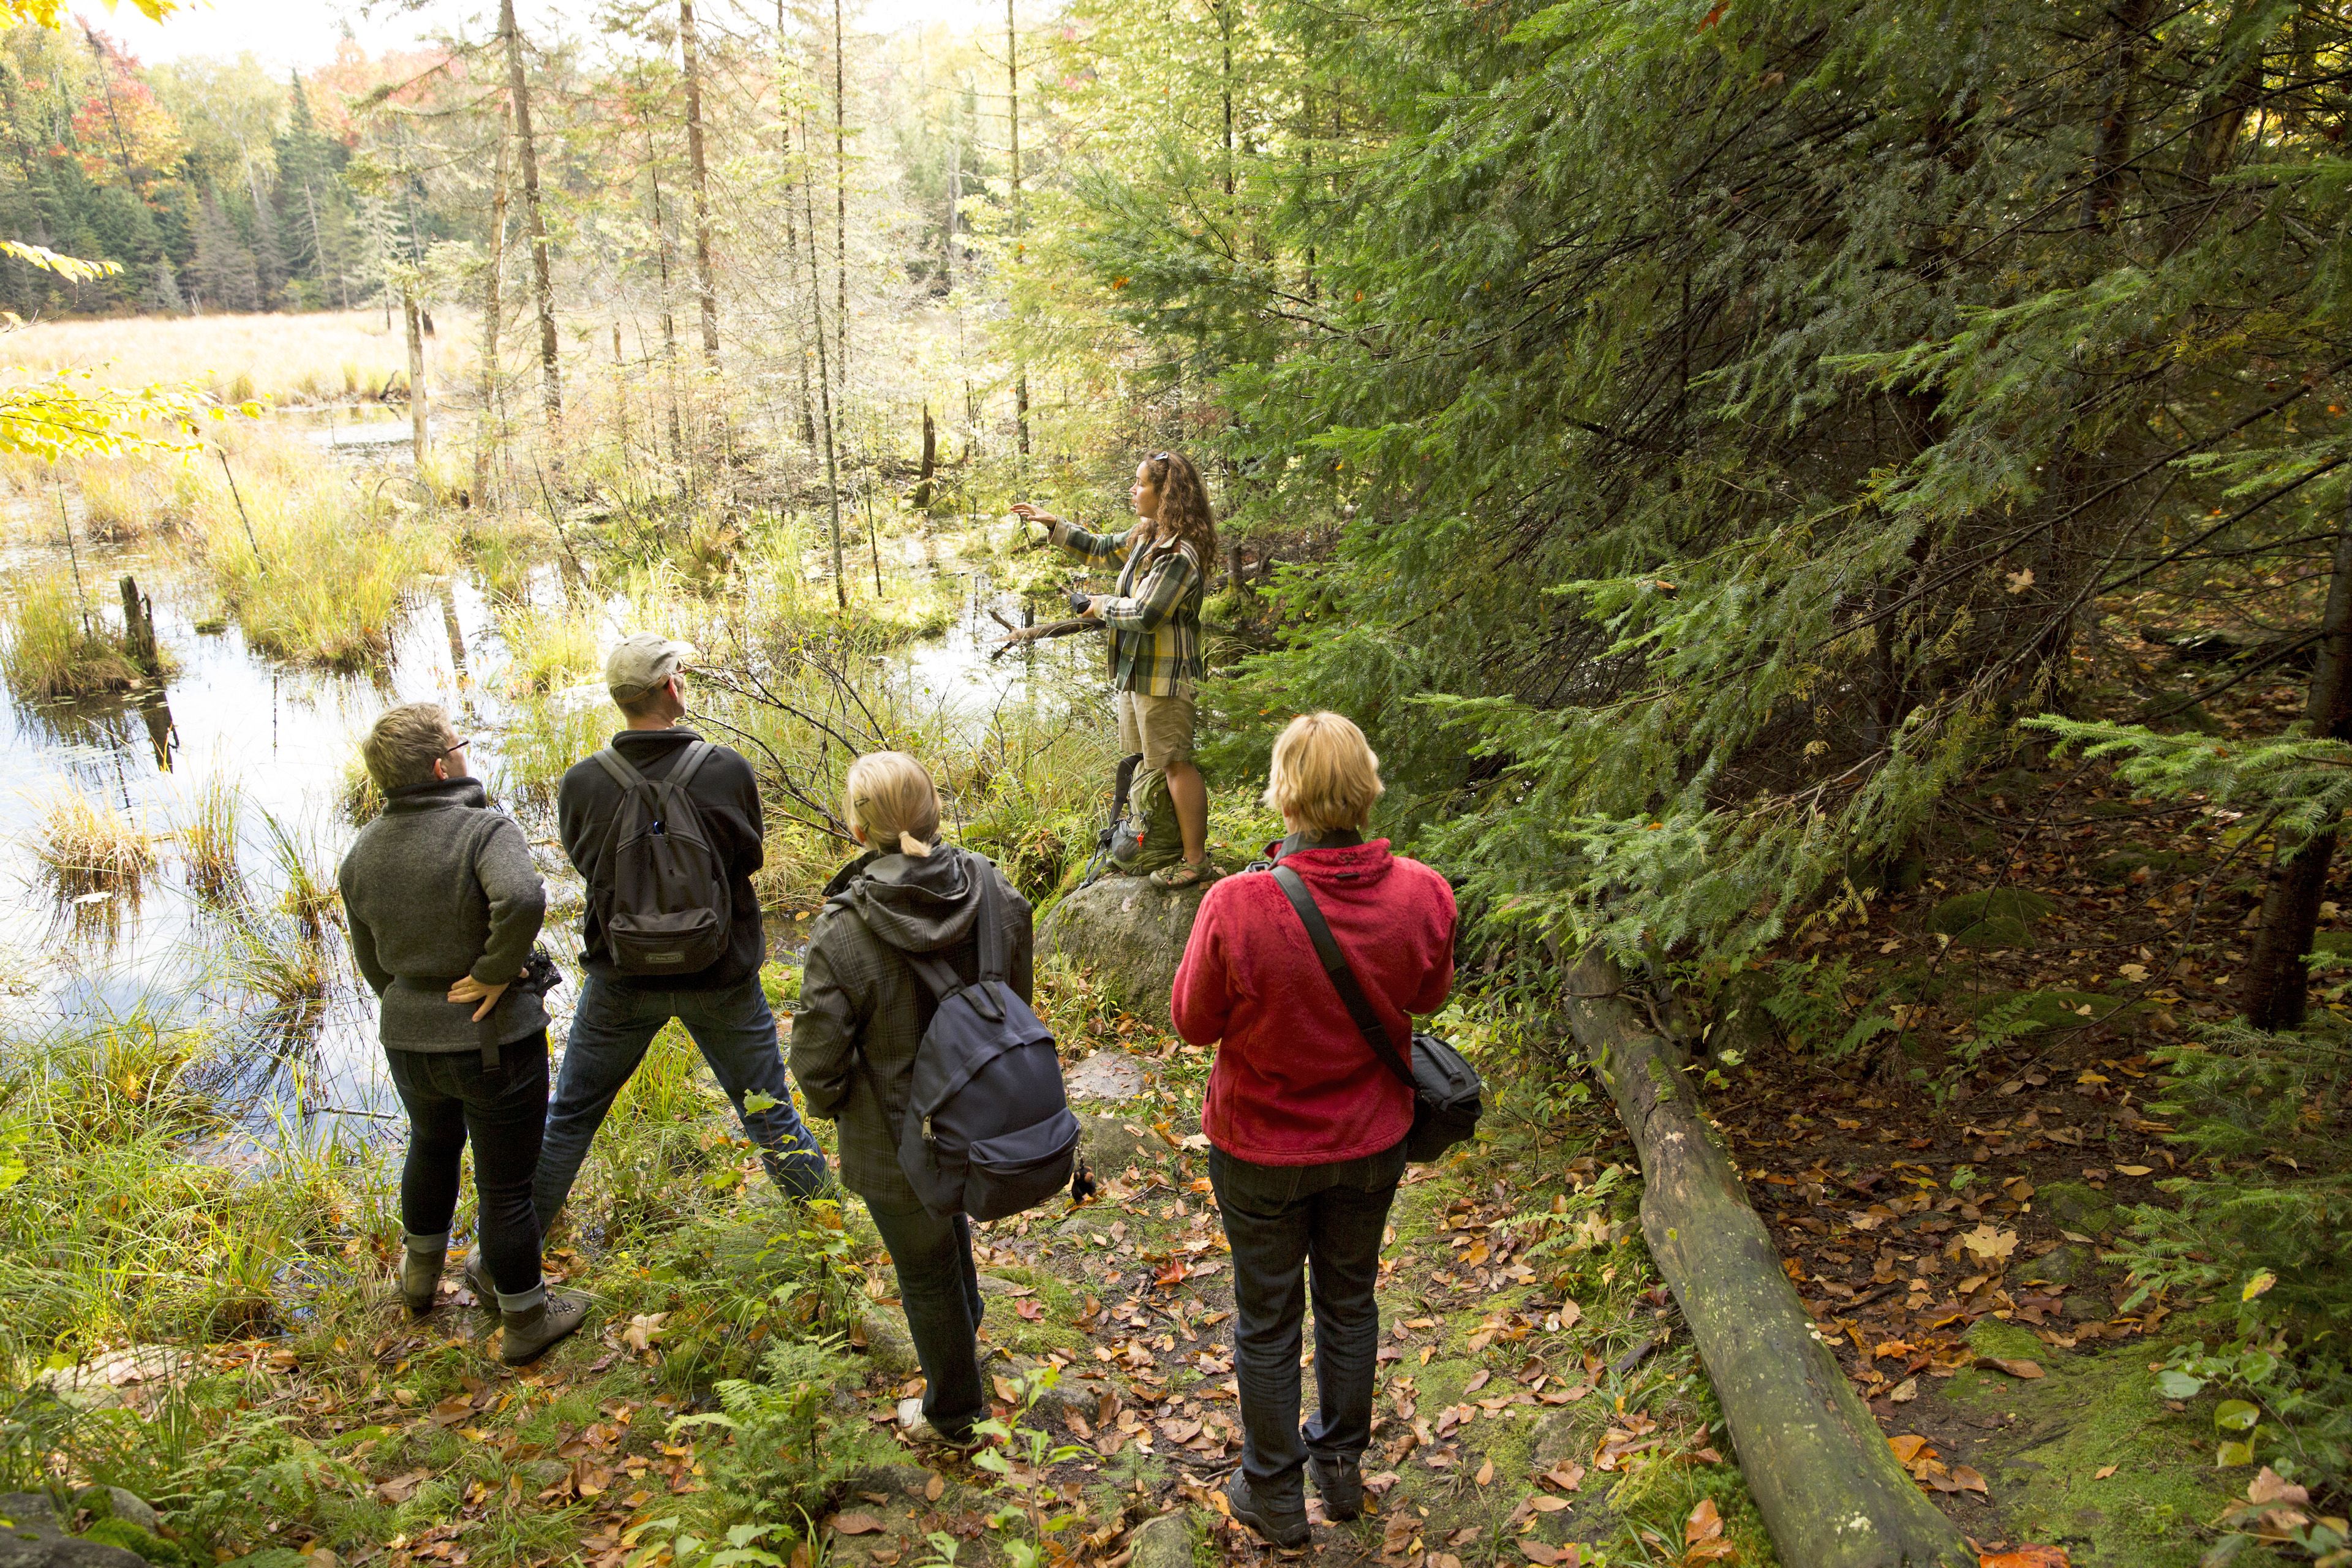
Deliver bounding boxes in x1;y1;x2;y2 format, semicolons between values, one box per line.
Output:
2;571;140;701
181;428;449;669
176;775;241;903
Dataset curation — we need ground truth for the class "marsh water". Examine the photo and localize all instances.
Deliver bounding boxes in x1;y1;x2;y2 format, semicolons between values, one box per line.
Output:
0;467;1095;1158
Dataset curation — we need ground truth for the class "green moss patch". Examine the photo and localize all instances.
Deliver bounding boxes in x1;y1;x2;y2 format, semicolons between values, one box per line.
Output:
1905;1321;2275;1567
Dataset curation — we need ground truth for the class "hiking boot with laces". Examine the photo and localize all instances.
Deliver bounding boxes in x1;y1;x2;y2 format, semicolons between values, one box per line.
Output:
1226;1471;1310;1548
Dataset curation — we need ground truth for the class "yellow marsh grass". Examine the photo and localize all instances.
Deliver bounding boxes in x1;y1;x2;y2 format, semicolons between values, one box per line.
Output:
1;570;138;700
179;775;241;902
36;788;156;900
72;456;163;540
498;600;601;694
181;424;450;667
0;308;470;407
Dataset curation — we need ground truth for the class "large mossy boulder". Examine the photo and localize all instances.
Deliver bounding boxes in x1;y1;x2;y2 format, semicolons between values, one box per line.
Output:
0;1496;149;1568
1036;878;1210;1028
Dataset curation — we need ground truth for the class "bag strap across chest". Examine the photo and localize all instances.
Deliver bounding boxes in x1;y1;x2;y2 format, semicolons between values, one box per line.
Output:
1270;864;1416;1090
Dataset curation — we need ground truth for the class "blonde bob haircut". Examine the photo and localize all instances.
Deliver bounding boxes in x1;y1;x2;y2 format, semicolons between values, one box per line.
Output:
1262;711;1384;834
844;752;942;858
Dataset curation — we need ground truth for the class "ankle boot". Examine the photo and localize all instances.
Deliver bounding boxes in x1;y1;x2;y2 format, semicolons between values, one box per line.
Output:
399;1233;448;1317
1308;1455;1363;1522
498;1286;587;1365
1226;1471;1310;1548
463;1250;497;1308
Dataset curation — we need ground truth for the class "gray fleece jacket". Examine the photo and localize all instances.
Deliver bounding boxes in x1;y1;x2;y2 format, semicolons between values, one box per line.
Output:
337;777;550;1052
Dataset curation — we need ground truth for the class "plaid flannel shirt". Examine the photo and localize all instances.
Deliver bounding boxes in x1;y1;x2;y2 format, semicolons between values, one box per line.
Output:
1054;520;1205;695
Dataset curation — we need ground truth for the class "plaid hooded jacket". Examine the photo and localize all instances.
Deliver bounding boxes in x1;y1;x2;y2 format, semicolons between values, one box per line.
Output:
788;844;1035;1208
1053;519;1206;696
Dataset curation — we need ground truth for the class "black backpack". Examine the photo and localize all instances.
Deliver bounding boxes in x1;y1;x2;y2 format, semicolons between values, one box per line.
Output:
591;743;733;977
850;862;1080;1221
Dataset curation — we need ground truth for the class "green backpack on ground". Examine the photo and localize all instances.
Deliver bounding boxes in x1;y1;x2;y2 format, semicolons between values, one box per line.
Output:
1078;753;1188;887
1110;765;1185;877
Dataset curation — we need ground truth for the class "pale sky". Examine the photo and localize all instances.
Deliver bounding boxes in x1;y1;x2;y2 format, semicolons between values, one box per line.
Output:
84;0;1008;72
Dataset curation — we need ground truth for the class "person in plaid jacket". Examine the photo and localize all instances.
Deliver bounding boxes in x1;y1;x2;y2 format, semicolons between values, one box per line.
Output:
1011;450;1219;889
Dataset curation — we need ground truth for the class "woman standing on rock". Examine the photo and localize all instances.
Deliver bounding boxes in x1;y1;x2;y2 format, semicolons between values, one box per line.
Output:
1010;450;1218;889
1170;712;1457;1546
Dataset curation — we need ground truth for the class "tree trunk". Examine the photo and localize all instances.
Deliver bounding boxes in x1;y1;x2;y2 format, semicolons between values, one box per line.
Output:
475;103;510;508
117;576;159;674
800;112;848;609
2080;0;2154;229
2242;499;2352;1030
914;402;937;509
1008;0;1030;460
647;140;684;458
500;0;562;439
404;287;430;477
774;3;818;452
1563;951;1975;1568
680;0;719;364
834;0;848;385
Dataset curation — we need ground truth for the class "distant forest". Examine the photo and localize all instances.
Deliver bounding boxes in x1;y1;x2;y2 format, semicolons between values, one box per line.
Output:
0;28;454;317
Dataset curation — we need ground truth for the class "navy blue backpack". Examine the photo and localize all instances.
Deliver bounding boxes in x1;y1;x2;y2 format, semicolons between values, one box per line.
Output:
853;864;1079;1221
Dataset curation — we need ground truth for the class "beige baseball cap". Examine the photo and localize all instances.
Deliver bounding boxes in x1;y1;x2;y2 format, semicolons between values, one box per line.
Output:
606;633;698;699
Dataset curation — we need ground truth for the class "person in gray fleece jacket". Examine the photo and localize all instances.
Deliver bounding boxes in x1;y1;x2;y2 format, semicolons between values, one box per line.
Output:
337;700;585;1364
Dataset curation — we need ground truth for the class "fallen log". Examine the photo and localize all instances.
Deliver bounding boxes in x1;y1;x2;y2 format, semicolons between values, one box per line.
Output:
1564;949;1973;1568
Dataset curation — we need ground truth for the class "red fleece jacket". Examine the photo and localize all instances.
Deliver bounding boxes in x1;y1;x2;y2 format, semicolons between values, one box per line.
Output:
1172;839;1457;1166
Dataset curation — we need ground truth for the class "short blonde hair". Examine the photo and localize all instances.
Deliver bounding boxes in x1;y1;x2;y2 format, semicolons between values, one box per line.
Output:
844;752;941;856
1262;712;1383;833
360;701;453;794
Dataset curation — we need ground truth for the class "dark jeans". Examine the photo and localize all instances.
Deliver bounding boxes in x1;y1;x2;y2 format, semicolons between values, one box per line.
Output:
384;1031;550;1298
864;1194;986;1440
1210;1139;1408;1505
536;973;830;1226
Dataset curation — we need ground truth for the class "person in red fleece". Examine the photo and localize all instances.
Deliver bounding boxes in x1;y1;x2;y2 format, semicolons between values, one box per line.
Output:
1171;711;1456;1547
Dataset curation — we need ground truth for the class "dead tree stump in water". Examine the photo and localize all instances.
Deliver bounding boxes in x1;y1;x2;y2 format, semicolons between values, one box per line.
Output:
117;576;160;676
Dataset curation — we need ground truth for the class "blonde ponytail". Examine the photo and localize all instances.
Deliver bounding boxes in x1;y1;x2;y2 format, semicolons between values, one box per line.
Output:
844;752;942;858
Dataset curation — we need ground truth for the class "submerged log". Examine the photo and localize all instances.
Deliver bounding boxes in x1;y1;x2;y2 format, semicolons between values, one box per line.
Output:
1564;950;1973;1568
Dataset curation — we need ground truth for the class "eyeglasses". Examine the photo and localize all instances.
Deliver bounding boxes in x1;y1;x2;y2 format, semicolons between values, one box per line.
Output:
441;737;471;758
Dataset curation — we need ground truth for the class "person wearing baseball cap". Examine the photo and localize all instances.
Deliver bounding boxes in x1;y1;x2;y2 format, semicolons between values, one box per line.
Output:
533;632;832;1226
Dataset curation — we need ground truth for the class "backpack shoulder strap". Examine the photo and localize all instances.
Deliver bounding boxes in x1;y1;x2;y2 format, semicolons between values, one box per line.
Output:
592;747;650;796
972;857;1008;983
1270;864;1415;1091
666;741;718;793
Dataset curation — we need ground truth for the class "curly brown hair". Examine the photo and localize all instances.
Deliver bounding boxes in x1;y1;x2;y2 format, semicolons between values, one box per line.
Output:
1143;450;1217;567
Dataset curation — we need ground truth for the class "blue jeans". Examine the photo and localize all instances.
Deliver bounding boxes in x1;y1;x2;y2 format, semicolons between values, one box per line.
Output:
1210;1139;1408;1507
864;1196;987;1441
536;973;831;1226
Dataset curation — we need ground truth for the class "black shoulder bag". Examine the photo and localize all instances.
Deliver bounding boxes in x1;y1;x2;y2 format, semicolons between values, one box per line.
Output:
1270;865;1483;1163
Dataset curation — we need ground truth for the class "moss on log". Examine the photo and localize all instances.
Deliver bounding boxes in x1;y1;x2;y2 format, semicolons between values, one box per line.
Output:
1566;950;1973;1568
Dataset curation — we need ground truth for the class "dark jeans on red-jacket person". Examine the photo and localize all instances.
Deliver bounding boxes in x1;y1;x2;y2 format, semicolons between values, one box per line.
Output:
1210;1137;1408;1507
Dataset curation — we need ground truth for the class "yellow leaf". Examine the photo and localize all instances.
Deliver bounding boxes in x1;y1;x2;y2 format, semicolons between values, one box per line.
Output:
2244;1270;2277;1302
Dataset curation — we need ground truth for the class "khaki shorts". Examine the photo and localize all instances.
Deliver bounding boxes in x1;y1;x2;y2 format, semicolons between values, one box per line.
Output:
1116;686;1197;771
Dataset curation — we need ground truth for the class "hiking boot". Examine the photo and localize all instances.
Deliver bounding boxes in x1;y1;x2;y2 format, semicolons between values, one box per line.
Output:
1308;1455;1363;1522
399;1234;447;1317
498;1289;587;1365
897;1396;984;1453
1226;1471;1310;1548
463;1251;497;1308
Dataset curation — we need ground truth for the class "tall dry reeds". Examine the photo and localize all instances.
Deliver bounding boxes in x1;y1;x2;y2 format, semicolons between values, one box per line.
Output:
0;309;454;409
34;787;156;902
